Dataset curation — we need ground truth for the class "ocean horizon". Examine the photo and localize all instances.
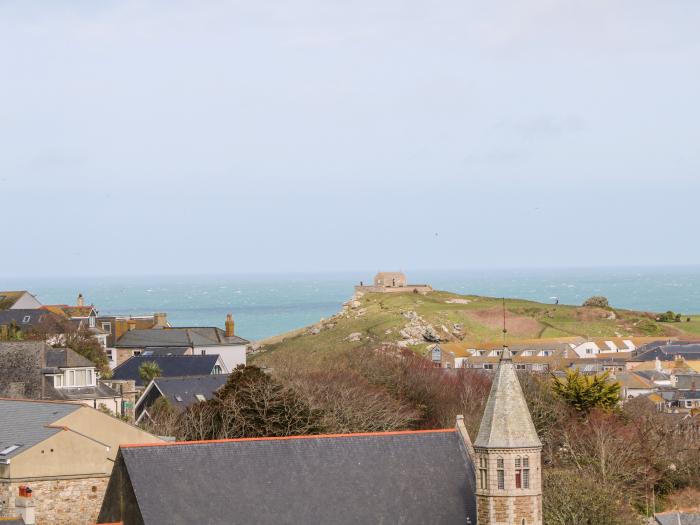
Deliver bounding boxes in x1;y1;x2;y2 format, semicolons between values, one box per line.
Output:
3;266;700;341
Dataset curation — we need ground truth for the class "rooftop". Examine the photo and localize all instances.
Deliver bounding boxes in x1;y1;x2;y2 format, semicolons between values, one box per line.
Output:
115;327;249;348
0;399;80;460
112;355;223;386
106;429;475;525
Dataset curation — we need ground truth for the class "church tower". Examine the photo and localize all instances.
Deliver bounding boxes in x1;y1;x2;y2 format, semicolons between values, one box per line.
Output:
474;346;543;525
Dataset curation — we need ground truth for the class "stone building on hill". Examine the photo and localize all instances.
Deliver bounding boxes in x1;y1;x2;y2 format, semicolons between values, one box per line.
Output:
355;271;432;294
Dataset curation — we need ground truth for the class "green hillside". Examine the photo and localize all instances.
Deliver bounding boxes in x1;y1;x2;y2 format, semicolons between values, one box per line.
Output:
252;290;693;367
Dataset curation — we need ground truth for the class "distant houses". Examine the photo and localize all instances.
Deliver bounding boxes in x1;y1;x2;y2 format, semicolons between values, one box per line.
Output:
111;354;227;387
0;291;42;310
0;399;162;525
0;341;125;414
112;317;248;371
134;374;230;423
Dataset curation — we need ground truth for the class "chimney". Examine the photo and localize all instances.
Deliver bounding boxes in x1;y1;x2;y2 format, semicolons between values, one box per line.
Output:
15;486;35;525
655;357;662;372
128;320;136;331
153;312;168;328
77;293;84;307
225;313;235;337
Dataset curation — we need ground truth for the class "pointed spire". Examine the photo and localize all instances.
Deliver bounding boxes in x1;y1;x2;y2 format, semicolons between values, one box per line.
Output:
474;354;541;449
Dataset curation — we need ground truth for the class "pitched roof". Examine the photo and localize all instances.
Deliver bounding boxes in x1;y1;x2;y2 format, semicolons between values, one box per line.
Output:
151;374;229;407
0;309;66;330
111;430;475;525
111;355;222;386
475;349;542;449
44;347;95;368
115;327;249;348
633;343;700;362
611;372;654;390
0;399;81;460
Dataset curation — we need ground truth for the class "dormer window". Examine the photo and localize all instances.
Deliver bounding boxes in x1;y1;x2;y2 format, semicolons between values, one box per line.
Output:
89;316;95;328
55;368;96;388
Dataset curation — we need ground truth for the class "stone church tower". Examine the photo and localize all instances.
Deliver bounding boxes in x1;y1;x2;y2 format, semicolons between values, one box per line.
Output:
474;347;543;525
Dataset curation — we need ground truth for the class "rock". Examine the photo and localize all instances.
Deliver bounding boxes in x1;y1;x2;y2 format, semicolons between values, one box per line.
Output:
309;327;321;335
384;328;393;335
423;327;441;343
356;308;367;317
350;301;362;309
441;325;450;333
346;332;362;342
445;298;471;304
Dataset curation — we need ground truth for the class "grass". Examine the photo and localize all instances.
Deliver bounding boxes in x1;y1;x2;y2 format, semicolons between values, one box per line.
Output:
252;290;700;368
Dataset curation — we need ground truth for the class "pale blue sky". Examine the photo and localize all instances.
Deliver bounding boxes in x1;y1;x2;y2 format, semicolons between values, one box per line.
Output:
1;1;699;276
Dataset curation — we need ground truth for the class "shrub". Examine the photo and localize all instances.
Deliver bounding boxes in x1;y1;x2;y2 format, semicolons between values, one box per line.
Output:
583;296;610;308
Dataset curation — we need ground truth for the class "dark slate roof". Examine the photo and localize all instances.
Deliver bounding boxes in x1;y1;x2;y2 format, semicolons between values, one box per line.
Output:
675;390;700;400
0;400;80;460
112;355;221;386
152;375;229;407
656;511;700;525
0;309;64;329
675;374;700;390
115;327;249;348
634;343;700;362
117;430;475;525
44;347;94;368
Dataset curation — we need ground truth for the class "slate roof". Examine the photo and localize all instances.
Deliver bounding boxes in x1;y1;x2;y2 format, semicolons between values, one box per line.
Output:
44;347;94;369
655;511;700;525
112;355;222;386
675;373;700;390
0;399;80;460
151;374;229;407
108;430;475;525
141;347;190;356
475;348;542;449
0;309;65;330
612;372;655;390
115;327;249;348
633;343;700;362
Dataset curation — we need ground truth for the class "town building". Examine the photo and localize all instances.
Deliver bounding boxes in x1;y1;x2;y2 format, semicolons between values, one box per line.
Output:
354;272;432;294
134;374;230;423
42;295;108;349
112;315;248;370
0;292;42;311
0;399;162;525
0;310;67;342
0;342;124;415
111;354;227;388
97;312;169;351
97;341;544;525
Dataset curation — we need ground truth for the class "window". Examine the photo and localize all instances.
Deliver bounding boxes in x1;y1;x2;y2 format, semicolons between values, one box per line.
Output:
195;394;206;402
101;322;112;333
484;364;494;370
515;457;522;488
479;457;488;489
201;350;206;355
62;368;95;387
213;365;222;374
54;375;64;388
515;364;526;370
497;458;504;490
89;316;95;328
523;456;530;489
22;315;31;323
0;445;20;455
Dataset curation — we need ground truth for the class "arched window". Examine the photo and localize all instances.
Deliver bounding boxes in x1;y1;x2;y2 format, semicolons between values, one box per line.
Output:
496;457;504;490
515;457;522;488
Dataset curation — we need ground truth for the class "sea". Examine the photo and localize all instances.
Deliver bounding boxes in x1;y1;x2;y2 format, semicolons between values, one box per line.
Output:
2;267;700;341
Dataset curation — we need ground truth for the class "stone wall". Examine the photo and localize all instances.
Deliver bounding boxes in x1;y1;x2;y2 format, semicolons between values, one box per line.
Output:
0;476;109;525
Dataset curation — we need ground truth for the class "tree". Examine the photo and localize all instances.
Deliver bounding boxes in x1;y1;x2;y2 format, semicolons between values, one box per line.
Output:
583;296;610;308
139;361;162;383
62;326;110;376
177;366;321;440
543;469;640;525
551;369;620;413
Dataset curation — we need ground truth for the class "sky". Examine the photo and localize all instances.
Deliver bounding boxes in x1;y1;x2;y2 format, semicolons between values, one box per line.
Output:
1;1;699;277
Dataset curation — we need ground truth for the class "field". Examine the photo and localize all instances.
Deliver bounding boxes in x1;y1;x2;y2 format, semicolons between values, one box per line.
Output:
252;289;698;367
